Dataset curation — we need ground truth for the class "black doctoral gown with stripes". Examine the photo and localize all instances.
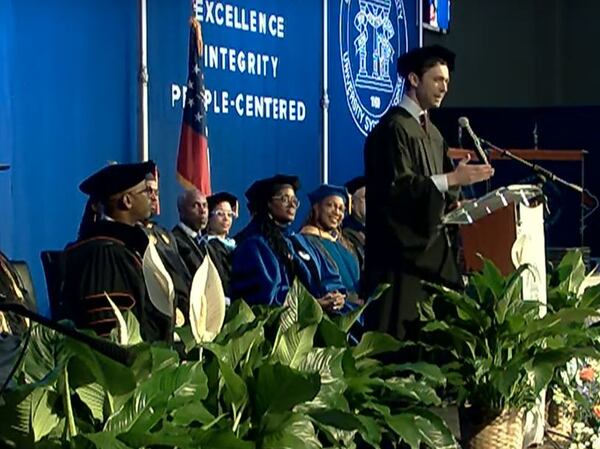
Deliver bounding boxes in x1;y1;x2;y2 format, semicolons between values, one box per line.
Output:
61;220;172;342
364;106;463;340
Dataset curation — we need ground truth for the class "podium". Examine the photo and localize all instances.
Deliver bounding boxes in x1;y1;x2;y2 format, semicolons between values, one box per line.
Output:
443;184;547;300
444;184;548;446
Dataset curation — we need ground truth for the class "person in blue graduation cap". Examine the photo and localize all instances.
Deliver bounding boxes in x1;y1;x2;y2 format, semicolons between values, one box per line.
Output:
301;184;363;311
61;161;174;343
230;175;346;312
205;192;238;300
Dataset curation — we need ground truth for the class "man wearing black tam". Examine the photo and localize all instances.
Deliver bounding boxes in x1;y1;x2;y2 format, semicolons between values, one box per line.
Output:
364;45;494;341
60;161;174;343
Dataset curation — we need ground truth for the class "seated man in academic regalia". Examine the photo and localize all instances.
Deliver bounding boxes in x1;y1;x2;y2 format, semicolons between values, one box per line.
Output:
61;161;174;343
342;176;366;273
172;188;210;275
141;167;192;326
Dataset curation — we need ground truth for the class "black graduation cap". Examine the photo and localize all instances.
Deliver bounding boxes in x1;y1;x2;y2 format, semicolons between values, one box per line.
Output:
79;161;156;199
397;45;455;78
207;191;239;215
245;174;301;211
345;176;366;195
0;164;9;171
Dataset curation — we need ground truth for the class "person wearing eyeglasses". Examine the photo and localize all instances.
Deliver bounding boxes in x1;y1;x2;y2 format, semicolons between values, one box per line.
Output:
230;175;346;312
141;167;193;328
60;161;174;343
205;192;238;301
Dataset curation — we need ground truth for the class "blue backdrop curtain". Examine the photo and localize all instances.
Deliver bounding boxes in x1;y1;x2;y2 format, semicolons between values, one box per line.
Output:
0;0;139;315
0;0;420;315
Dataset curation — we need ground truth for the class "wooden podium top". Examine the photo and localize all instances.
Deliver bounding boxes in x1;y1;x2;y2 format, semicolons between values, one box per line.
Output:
448;148;586;162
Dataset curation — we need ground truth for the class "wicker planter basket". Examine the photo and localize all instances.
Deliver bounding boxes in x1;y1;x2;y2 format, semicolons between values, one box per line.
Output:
546;398;575;441
461;408;524;449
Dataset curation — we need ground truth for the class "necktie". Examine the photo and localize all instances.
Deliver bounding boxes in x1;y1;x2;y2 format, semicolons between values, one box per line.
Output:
419;113;428;133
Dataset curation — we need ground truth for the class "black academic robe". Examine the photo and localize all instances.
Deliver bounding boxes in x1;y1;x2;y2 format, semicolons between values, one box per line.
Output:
342;216;366;272
144;222;192;322
172;224;209;276
0;250;30;335
61;220;172;342
206;238;233;297
364;106;462;339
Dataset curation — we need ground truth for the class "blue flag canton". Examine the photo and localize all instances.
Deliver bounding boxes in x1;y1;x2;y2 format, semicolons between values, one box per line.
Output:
183;26;207;136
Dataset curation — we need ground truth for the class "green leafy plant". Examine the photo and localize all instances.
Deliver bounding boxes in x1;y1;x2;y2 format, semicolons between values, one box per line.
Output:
415;258;600;425
0;282;458;449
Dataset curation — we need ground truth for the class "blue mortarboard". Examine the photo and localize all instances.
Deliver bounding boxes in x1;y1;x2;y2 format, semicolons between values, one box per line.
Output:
79;161;156;199
307;184;349;206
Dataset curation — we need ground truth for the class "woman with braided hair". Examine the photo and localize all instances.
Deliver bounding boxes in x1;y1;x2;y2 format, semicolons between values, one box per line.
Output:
230;175;346;313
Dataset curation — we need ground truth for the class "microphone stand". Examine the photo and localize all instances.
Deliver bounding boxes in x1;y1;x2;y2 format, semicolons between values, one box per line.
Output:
481;138;599;245
480;138;585;194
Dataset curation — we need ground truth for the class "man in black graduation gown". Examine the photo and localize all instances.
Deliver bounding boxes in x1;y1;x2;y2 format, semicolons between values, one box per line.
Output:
364;45;494;340
172;188;211;275
142;170;192;325
342;176;367;273
61;162;173;342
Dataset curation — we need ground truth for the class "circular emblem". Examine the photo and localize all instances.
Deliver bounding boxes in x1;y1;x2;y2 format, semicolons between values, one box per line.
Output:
340;0;408;136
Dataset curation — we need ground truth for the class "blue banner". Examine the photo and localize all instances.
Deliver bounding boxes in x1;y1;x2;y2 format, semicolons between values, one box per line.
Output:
1;0;139;314
327;0;419;185
148;0;323;229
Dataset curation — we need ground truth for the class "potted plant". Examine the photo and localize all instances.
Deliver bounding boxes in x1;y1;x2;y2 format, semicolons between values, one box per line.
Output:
0;281;459;449
413;259;600;449
544;250;600;442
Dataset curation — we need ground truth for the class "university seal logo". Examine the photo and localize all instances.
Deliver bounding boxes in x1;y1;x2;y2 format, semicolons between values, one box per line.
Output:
340;0;408;136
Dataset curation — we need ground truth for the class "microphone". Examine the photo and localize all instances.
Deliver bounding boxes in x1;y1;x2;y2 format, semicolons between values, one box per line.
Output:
458;117;490;165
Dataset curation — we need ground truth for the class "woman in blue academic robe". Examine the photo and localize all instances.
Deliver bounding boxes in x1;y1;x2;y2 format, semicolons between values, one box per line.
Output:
300;184;364;315
230;174;346;313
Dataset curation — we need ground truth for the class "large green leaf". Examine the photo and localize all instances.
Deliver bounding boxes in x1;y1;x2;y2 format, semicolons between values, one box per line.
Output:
76;382;106;422
64;336;136;396
316;316;347;348
383;377;441;406
104;361;208;437
354;414;383;448
206;323;265;369
254;363;320;416
80;432;134;449
31;388;59;441
272;322;318;368
308;409;363;431
386;409;457;449
171;401;216;426
191;427;255;449
297;348;348;411
387;362;446;386
22;324;67;384
352;332;401;360
260;413;322;449
218;300;257;341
